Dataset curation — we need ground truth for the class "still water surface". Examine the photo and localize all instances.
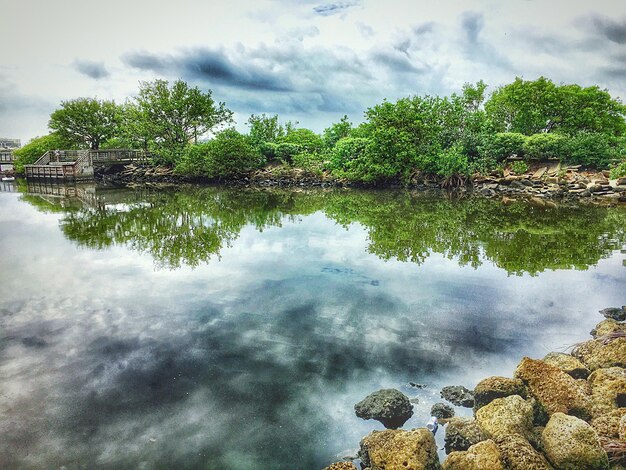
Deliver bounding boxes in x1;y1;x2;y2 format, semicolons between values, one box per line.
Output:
0;184;625;469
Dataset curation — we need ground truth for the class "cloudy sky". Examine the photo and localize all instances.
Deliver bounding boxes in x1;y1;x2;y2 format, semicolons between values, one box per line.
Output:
1;0;625;144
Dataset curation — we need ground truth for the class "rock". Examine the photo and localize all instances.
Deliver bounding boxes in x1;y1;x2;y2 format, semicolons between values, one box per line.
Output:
475;395;534;441
592;320;626;338
600;307;626;322
323;462;358;470
591;409;626;439
542;412;609;470
617;177;626;186
514;357;591;420
542;352;590;379
444;417;486;453
442;440;503;470
355;389;414;429
473;376;527;411
621;415;626;440
431;403;455;420
588;367;626;416
573;337;626;371
533;167;548;179
496;434;554;470
441;385;475;408
359;428;441;470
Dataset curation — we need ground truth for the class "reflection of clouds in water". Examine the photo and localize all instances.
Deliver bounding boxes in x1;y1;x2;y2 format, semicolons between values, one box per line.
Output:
1;193;625;468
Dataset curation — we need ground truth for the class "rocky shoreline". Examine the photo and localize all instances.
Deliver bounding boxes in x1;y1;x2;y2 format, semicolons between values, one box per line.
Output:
94;163;626;204
325;306;626;470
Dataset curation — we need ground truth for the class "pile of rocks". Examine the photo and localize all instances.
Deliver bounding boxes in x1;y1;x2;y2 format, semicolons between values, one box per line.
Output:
325;305;626;469
96;164;189;185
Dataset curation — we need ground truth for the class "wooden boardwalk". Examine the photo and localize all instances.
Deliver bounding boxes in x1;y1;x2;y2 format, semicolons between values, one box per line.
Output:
24;149;147;181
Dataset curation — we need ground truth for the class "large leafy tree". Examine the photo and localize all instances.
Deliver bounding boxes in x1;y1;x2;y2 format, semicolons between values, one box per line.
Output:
132;79;233;162
48;98;119;149
485;77;626;136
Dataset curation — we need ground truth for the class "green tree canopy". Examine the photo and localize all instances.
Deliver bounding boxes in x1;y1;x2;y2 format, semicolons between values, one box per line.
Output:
132;79;233;163
13;133;76;172
48;98;119;149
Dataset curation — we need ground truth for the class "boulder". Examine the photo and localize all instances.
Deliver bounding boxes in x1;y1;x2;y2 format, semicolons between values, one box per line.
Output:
573;338;626;371
442;440;503;470
444;417;486;453
496;434;554;470
475;395;534;441
542;352;590;379
431;403;455;420
621;414;626;440
514;357;591;420
600;307;626;322
323;463;358;470
591;409;626;439
355;389;414;429
542;412;609;470
440;385;475;408
592;319;626;338
359;428;441;470
588;367;626;416
473;376;527;411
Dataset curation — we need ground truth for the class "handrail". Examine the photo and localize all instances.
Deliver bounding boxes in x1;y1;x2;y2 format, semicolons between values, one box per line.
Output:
73;149;92;176
33;151;51;166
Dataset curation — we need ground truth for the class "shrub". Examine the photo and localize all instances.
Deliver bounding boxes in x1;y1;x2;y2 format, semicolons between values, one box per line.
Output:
282;128;323;154
610;161;626;179
291;152;326;173
328;137;370;171
175;129;265;178
565;133;616;168
480;132;527;161
435;145;469;178
523;133;567;160
274;142;302;163
510;161;529;175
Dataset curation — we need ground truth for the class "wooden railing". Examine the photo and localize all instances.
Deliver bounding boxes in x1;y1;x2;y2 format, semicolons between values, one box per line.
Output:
90;149;147;163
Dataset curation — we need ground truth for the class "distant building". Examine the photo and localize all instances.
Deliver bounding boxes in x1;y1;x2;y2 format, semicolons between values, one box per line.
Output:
0;138;21;149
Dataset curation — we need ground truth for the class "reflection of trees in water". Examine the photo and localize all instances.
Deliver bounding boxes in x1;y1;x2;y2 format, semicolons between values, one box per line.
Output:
24;186;626;273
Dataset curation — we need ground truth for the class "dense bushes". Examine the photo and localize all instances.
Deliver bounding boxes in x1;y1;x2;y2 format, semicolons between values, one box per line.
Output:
13;133;77;173
523;133;567;160
175;129;264;178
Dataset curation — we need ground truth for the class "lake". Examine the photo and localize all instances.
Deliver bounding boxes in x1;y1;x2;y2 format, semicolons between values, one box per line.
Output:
0;183;625;469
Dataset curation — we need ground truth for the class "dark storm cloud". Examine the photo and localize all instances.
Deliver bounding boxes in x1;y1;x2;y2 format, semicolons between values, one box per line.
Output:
371;50;425;74
461;11;484;44
588;15;626;44
73;60;110;80
313;2;357;16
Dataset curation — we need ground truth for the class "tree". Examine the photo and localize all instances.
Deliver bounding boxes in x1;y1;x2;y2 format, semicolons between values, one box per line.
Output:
246;114;286;146
48;98;119;149
323;115;352;149
133;80;233;163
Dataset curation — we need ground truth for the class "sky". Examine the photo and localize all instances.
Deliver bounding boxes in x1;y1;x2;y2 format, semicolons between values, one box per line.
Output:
1;0;626;144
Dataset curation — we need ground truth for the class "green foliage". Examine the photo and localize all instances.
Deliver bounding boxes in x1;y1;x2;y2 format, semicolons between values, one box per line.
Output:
480;132;527;161
132;79;233;164
13;133;76;173
485;76;626;136
322;115;352;149
435;145;469;178
523;133;567;160
291;152;325;173
564;133;617;168
510;161;529;175
49;98;119;149
246;114;286;147
176;129;264;179
610;161;626;179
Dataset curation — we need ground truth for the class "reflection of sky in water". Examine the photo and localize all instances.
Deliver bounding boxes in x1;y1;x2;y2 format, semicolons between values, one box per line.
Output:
0;190;625;469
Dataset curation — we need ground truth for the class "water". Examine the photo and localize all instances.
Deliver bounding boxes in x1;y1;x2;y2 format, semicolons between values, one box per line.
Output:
0;183;625;469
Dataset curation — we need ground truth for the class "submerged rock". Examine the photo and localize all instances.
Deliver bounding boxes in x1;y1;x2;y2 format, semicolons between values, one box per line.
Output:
542;352;590;379
542;413;609;470
473;376;527;411
431;403;455;420
514;357;591;420
444;417;485;453
359;428;441;470
354;389;414;429
600;307;626;322
588;367;626;417
573;337;626;371
475;395;534;442
442;439;503;470
496;434;554;470
440;385;475;408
